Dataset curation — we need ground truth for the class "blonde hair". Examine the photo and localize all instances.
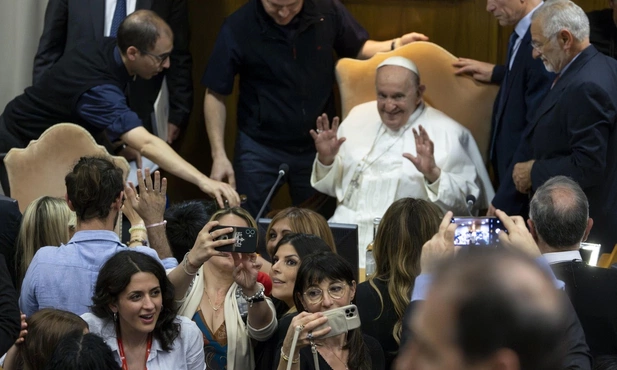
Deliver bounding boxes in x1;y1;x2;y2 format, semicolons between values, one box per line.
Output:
16;196;73;288
266;207;336;255
369;198;442;344
210;206;257;228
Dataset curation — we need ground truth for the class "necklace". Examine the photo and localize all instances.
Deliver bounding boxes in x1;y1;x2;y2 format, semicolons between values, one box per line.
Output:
319;345;349;370
204;288;223;311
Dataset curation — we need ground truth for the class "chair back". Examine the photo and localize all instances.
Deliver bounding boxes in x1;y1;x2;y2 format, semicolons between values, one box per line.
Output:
335;41;499;162
4;123;129;213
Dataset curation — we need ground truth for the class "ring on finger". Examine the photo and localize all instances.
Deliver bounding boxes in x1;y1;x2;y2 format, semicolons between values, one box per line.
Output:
316;129;322;133
210;232;214;238
307;332;313;340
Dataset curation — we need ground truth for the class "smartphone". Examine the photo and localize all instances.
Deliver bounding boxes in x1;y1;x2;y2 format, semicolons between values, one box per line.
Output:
451;217;507;247
313;304;361;339
212;225;258;253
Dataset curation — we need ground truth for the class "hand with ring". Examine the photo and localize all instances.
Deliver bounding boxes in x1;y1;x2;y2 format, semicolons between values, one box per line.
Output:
279;311;331;365
187;220;235;267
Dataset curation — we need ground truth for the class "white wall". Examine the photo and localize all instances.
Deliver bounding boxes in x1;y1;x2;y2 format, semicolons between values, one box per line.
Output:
0;0;48;110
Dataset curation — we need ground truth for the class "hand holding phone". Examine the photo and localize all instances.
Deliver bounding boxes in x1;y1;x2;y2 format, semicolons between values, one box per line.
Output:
312;304;361;339
451;216;507;247
212;225;258;253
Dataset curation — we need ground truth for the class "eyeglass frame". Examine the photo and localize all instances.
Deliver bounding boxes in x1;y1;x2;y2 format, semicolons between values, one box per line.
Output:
302;282;349;305
139;49;171;66
530;31;560;51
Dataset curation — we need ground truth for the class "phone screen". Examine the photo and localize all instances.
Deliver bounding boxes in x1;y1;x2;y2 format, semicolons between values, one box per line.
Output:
451;217;506;247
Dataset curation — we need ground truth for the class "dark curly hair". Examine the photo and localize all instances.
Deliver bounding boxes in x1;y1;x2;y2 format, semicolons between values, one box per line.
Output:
65;156;124;221
91;251;179;351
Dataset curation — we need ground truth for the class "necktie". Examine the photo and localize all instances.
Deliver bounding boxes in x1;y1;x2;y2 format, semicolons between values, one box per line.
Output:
490;31;519;162
110;0;127;37
505;31;519;70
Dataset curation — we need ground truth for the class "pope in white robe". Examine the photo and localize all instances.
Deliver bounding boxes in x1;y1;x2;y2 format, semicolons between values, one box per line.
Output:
309;56;494;267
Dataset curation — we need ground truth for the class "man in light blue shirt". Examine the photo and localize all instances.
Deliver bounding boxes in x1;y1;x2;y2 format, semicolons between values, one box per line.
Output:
19;157;177;317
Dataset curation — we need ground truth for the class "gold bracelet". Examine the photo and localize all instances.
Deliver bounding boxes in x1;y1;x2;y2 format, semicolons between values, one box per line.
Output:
280;348;299;363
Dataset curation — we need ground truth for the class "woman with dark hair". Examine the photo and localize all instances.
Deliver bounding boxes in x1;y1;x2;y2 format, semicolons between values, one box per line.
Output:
356;197;441;368
82;250;205;370
270;233;334;317
276;252;385;370
2;308;89;370
44;332;121;370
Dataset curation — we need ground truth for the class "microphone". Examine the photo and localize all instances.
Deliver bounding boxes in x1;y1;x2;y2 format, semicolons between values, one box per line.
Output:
466;194;476;217
255;164;289;221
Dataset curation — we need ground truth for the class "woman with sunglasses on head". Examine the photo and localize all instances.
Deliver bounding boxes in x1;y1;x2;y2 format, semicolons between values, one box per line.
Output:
82;250;205;370
176;207;277;370
276;251;385;370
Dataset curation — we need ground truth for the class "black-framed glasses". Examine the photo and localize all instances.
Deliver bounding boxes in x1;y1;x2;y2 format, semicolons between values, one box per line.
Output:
303;283;347;305
139;50;171;66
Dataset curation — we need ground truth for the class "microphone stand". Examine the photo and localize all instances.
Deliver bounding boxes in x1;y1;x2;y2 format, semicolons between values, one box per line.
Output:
255;170;286;220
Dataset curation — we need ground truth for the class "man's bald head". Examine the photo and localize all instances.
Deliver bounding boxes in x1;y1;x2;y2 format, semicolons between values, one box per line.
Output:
117;9;173;55
529;176;590;249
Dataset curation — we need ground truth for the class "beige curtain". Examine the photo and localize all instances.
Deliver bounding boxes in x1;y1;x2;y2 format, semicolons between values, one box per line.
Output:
0;0;48;110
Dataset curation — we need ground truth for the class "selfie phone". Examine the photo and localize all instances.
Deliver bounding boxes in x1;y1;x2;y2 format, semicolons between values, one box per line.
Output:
313;304;361;339
212;225;258;253
451;217;507;247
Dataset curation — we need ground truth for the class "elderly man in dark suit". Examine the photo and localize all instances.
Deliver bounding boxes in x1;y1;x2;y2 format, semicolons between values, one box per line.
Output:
529;175;617;358
33;0;192;144
453;0;553;189
492;0;617;253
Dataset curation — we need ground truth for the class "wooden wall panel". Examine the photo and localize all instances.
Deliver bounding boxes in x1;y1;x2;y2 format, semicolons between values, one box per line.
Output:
166;0;612;206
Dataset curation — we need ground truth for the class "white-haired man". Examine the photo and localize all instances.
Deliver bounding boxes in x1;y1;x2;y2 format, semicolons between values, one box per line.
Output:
310;56;494;266
492;0;617;254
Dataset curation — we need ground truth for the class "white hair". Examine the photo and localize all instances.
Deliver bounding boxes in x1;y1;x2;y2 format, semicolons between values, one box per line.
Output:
532;0;590;41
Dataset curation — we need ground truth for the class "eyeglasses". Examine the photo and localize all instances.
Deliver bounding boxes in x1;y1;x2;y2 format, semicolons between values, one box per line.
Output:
139;50;171;66
303;283;347;305
530;32;559;51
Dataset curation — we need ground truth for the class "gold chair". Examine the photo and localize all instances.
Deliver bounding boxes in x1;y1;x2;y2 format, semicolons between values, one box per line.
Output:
596;244;617;268
335;41;499;162
3;123;130;213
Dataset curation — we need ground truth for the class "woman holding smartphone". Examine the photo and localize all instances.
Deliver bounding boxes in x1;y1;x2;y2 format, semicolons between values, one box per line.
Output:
276;252;384;370
176;207;277;369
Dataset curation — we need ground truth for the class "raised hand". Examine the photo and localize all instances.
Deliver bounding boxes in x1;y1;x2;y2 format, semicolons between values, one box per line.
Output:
495;209;541;258
403;125;441;183
125;168;167;226
420;211;459;274
188;220;236;267
310;113;346;166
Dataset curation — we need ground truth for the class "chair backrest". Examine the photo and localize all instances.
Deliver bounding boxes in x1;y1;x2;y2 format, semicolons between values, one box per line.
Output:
596;243;617;268
335;41;499;162
4;123;130;213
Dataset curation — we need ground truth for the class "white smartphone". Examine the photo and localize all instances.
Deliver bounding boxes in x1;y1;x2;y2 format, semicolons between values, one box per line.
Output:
314;304;361;339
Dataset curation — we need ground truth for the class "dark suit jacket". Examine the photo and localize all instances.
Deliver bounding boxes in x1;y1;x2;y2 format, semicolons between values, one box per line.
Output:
401;296;592;369
492;46;617;252
0;254;20;356
552;261;617;358
490;28;554;184
32;0;193;128
0;195;21;287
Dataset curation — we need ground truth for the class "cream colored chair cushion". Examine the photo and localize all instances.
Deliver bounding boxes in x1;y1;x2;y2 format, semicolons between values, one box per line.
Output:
4;123;129;213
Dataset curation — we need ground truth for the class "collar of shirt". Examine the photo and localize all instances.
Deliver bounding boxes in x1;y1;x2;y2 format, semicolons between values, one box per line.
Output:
69;229;122;244
557;50;583;78
508;2;543;69
112;46;132;83
543;250;583;264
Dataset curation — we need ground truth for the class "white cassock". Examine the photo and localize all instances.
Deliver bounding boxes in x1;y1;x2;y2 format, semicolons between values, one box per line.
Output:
311;101;494;267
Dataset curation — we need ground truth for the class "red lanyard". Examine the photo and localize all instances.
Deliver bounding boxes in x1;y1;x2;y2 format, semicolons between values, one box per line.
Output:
117;333;153;370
